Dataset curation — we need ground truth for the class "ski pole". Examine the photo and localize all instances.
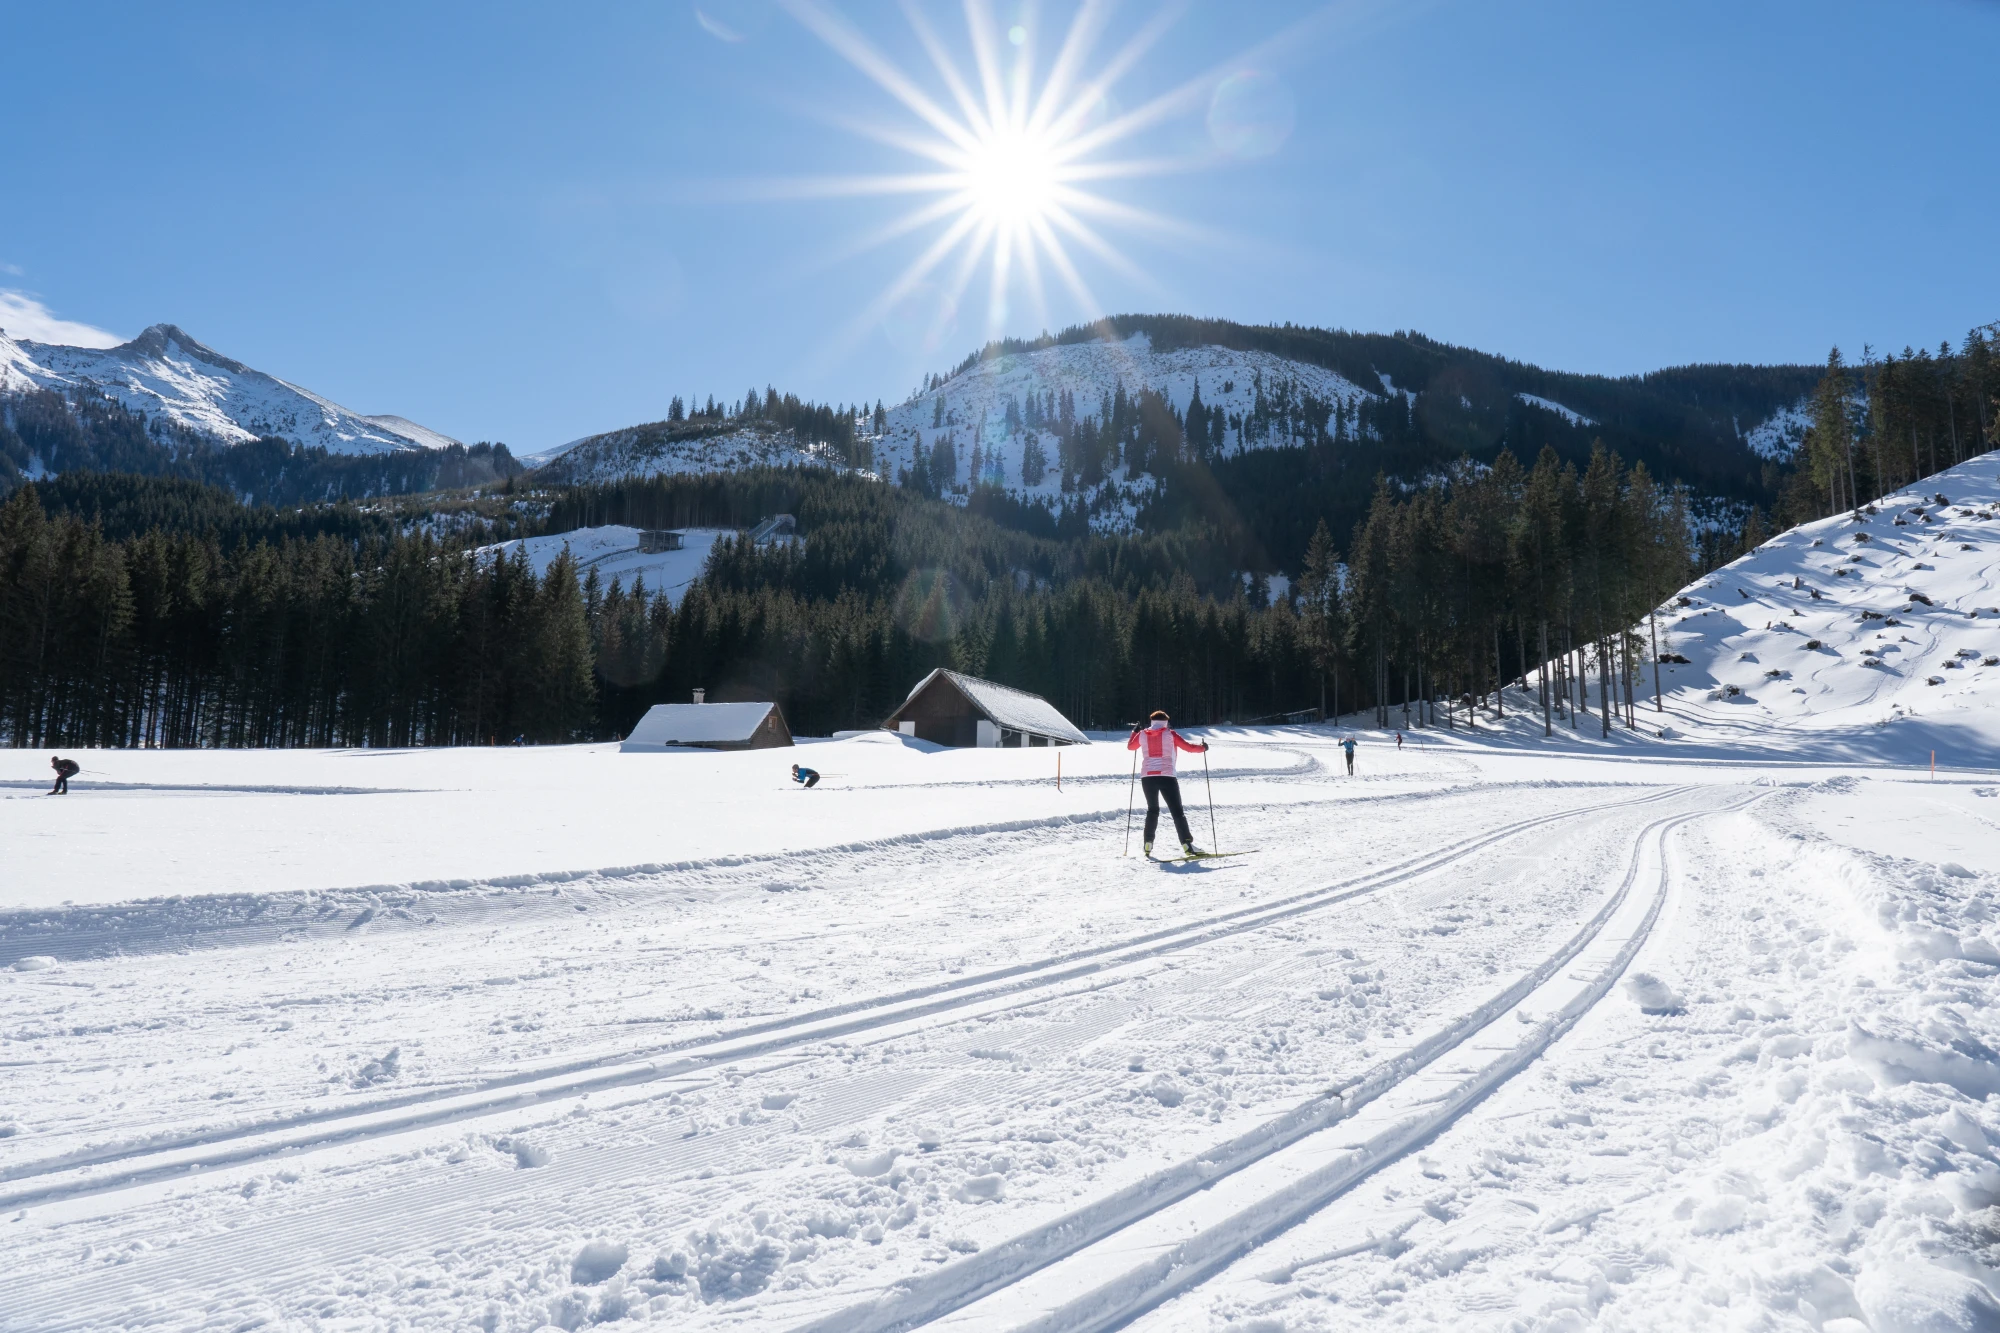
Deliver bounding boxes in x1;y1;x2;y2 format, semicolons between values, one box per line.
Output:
1203;745;1218;852
1122;739;1139;857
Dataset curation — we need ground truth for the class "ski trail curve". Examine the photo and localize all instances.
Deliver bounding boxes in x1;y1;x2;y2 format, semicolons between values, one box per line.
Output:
789;787;1757;1333
0;788;1687;1214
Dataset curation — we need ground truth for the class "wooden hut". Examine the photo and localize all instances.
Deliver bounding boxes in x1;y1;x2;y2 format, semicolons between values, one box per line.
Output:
882;669;1087;748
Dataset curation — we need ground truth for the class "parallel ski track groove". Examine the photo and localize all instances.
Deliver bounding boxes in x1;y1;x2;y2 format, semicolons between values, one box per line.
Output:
0;784;1686;1211
789;788;1752;1333
1060;794;1757;1333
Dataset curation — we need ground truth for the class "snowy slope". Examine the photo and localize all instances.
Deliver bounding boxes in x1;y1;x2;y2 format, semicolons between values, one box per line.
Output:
1744;397;1811;460
0;324;458;456
525;333;1386;522
876;332;1374;500
523;333;1811;535
531;421;838;485
1651;451;2000;760
1516;390;1596;427
476;525;730;605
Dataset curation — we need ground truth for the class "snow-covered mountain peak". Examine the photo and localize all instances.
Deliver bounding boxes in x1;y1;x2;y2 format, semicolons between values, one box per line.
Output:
0;323;459;457
120;323;251;375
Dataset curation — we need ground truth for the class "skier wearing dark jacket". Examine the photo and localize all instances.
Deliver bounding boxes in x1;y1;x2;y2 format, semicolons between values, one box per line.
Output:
49;756;79;795
1128;712;1209;857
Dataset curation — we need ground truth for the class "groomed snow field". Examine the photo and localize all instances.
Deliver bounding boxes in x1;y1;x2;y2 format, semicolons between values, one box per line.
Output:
12;457;2000;1332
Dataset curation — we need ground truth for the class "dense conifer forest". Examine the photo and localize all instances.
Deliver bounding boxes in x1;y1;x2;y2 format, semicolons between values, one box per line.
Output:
2;324;1994;750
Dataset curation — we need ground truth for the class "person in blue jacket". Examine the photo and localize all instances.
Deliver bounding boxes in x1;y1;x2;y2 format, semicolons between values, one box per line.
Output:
1341;736;1357;775
791;764;820;789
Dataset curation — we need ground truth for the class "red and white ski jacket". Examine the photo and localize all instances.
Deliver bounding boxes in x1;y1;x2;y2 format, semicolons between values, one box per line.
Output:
1128;721;1204;777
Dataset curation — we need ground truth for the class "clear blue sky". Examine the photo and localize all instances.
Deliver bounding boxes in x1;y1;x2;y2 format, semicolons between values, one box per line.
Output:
5;1;1995;451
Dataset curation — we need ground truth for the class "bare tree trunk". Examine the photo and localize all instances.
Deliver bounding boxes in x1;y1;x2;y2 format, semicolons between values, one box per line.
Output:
1622;631;1636;728
1599;638;1612;738
1573;640;1585;730
1650;609;1663;713
1493;625;1504;719
1540;619;1552;737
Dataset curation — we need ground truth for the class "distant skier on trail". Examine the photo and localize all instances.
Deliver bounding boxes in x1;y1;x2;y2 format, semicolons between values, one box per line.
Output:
1342;736;1357;775
1128;711;1209;858
791;763;820;789
49;755;79;795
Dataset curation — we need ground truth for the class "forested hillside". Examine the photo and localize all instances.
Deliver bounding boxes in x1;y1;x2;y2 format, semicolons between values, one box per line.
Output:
3;319;1994;752
0;446;1704;749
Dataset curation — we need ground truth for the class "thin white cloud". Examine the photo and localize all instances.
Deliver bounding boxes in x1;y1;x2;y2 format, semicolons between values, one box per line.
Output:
0;291;123;348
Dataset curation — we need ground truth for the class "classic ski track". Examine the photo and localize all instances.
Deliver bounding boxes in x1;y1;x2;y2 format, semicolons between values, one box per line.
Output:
0;784;1687;1211
0;771;1591;969
788;787;1756;1333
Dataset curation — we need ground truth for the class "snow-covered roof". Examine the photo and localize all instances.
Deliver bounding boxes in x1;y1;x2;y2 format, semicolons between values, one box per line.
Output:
622;701;781;747
900;669;1089;744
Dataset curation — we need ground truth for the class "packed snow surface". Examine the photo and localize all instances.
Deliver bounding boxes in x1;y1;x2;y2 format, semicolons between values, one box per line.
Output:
10;456;2000;1331
0;324;458;456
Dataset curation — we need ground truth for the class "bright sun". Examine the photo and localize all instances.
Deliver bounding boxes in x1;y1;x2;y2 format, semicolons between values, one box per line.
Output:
959;129;1061;228
780;1;1200;343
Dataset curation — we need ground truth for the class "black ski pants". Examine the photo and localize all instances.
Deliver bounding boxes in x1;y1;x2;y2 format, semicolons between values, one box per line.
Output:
51;774;68;795
1141;775;1193;846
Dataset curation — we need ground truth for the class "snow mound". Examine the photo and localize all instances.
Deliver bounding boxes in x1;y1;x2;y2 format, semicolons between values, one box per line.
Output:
1853;1262;2000;1333
1622;971;1684;1014
0;324;456;456
570;1239;629;1285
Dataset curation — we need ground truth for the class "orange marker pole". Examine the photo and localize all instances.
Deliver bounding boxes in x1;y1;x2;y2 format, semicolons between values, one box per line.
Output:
1056;751;1061;792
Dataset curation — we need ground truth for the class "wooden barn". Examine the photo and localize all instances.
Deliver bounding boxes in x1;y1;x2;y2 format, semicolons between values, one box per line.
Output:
619;694;793;752
882;669;1088;748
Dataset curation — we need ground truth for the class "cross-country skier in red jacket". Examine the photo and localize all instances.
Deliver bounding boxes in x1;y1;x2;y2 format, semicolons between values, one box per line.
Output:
1128;711;1209;858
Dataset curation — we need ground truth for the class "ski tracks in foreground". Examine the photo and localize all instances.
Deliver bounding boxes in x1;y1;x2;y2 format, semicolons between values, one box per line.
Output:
0;788;1681;1211
0;780;1734;1332
788;787;1760;1333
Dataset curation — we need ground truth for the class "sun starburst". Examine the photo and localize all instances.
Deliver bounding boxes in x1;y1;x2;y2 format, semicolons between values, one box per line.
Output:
774;0;1216;350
